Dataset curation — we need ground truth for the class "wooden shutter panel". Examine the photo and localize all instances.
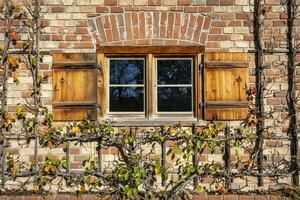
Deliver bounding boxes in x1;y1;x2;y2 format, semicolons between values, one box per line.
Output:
203;52;249;120
52;53;98;121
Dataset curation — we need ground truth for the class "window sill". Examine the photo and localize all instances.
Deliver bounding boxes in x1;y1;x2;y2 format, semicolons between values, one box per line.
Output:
104;118;207;127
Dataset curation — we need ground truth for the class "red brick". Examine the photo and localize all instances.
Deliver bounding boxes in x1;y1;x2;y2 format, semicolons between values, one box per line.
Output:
58;43;73;49
104;0;117;6
236;13;250;20
133;26;139;38
208;35;229;41
137;39;151;45
273;20;286;26
255;195;269;200
40;34;50;41
167;13;175;38
192;194;206;200
228;21;242;27
74;27;89;34
224;195;238;200
103;16;111;29
110;15;120;41
74;42;93;49
170;6;184;11
193;16;204;41
51;35;64;41
55;195;69;200
180;14;189;39
96;7;109;13
210;27;222;34
203;17;212;30
178;0;190;6
149;0;161;6
70;163;83;169
220;0;233;5
153;12;160;38
110;7;124;13
207;195;223;200
125;13;133;40
97;18;107;43
132;13;138;25
76;20;88;27
184;7;197;13
211;21;227;27
24;196;39;200
139;12;146;38
51;6;65;13
239;195;254;200
207;0;219;6
84;195;98;200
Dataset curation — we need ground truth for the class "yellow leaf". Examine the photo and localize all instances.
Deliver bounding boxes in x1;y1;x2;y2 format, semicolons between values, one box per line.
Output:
71;126;80;134
33;185;39;193
8;56;19;67
80;185;86;192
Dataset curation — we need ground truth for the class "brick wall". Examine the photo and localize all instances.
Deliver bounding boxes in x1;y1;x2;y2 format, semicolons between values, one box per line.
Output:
0;0;299;194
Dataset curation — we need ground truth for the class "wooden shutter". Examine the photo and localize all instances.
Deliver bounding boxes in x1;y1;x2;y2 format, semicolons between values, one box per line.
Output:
203;52;249;121
52;53;98;121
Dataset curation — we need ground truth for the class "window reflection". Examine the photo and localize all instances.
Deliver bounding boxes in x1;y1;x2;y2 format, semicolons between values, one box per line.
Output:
110;59;144;84
109;58;145;112
157;87;192;112
110;87;144;112
157;58;193;112
157;59;192;85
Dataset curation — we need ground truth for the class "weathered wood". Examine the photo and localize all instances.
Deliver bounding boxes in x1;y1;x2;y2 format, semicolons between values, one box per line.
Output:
53;108;97;121
97;46;205;54
204;53;249;121
53;53;98;121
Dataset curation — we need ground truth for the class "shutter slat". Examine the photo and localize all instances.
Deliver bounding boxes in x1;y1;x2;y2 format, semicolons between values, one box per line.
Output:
53;53;98;121
204;52;249;121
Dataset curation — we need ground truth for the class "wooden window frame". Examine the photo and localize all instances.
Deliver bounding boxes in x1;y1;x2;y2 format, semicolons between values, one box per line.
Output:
107;57;146;115
97;46;205;122
154;57;194;117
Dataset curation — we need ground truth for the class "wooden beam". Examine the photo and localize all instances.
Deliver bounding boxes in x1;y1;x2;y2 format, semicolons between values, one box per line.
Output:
97;46;205;54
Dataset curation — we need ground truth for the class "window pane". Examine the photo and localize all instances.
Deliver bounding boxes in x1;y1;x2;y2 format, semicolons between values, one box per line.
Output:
157;87;192;112
110;59;144;85
157;59;192;85
110;87;144;112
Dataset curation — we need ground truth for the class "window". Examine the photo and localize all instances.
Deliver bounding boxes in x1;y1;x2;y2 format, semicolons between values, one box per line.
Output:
103;54;198;120
51;49;250;122
109;58;145;113
156;58;193;113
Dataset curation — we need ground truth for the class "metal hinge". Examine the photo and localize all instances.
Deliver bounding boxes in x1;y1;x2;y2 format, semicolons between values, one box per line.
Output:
199;103;204;109
97;63;103;71
198;63;204;70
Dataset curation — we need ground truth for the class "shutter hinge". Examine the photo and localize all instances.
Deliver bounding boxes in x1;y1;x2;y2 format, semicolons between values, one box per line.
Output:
199;63;204;70
199;103;204;109
97;63;103;71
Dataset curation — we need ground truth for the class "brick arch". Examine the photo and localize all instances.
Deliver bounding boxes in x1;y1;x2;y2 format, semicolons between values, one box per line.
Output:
88;12;212;46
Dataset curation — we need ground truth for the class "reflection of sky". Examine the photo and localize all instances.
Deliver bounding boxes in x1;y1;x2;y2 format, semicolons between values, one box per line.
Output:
110;60;144;85
109;59;144;112
157;60;191;85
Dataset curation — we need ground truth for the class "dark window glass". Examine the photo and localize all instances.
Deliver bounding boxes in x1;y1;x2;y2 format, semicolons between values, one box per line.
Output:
109;87;144;112
157;59;192;85
110;59;144;84
157;87;192;112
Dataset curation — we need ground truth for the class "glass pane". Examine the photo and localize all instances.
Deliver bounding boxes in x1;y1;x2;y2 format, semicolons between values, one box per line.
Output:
110;87;144;112
110;59;144;85
157;59;192;85
157;87;192;112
